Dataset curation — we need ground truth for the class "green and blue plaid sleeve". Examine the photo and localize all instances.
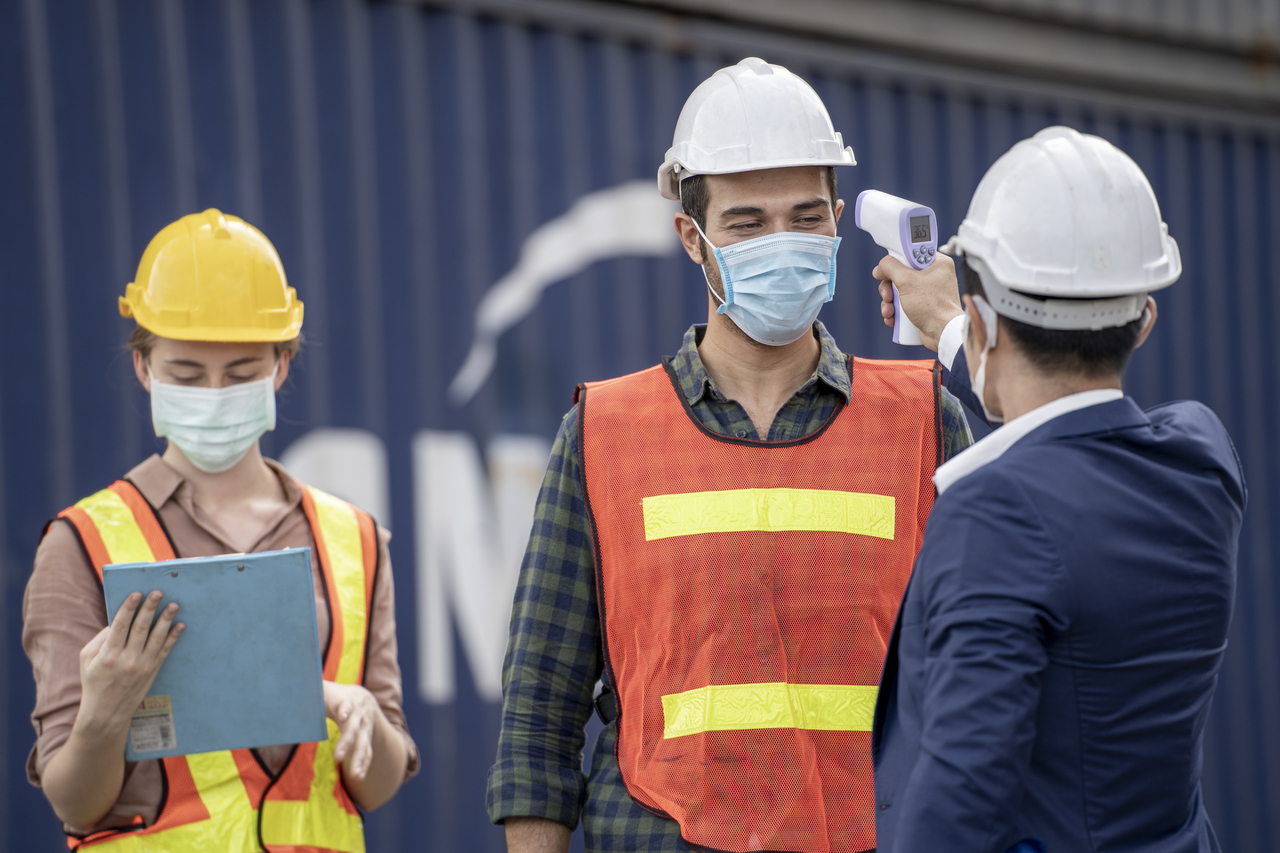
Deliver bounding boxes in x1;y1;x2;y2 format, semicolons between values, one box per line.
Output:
486;406;601;829
940;387;974;461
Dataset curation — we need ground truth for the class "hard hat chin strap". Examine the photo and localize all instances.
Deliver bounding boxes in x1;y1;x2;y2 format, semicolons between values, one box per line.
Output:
967;256;1147;331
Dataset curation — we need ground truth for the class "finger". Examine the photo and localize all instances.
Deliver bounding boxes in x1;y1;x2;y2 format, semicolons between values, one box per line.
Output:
154;622;185;665
107;592;145;649
144;602;181;657
333;707;358;764
127;591;164;650
878;254;909;278
350;710;374;780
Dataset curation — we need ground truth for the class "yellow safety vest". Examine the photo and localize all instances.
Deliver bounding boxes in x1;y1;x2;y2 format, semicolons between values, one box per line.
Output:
53;479;377;852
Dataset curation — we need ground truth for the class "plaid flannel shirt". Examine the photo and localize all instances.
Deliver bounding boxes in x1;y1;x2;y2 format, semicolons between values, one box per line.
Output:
487;322;974;851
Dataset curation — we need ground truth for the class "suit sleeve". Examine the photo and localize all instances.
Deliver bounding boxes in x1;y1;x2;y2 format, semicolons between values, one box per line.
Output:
890;471;1069;853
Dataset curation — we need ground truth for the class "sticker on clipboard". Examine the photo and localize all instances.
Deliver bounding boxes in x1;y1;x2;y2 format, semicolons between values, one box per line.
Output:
129;695;177;753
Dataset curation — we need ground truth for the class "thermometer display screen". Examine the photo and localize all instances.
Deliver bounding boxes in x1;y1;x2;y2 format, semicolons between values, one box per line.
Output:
910;216;932;242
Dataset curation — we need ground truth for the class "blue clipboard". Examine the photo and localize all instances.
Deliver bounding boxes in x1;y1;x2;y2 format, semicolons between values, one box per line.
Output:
103;548;328;761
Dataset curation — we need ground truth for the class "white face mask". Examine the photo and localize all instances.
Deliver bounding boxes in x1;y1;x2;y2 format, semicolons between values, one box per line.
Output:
966;294;1003;424
149;367;278;473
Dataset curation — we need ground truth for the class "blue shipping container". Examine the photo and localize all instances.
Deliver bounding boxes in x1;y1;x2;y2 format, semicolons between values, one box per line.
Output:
2;0;1278;849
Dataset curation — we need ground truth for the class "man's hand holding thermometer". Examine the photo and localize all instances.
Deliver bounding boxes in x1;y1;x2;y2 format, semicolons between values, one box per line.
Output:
855;190;964;351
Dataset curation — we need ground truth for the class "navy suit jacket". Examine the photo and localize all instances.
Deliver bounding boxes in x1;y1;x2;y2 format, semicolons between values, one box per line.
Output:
873;352;1246;852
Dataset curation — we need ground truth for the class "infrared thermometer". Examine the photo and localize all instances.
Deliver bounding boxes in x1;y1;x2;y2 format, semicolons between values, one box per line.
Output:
853;190;939;346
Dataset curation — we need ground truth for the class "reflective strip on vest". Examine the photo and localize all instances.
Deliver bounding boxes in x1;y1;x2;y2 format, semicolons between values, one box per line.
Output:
57;480;373;853
579;357;940;853
661;683;879;738
642;488;895;541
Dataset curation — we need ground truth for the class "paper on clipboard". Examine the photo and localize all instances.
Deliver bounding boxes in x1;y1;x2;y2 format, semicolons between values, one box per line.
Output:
103;547;328;761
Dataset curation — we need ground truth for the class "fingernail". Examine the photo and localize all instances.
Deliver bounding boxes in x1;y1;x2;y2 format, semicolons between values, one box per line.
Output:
130;592;142;603
150;591;162;601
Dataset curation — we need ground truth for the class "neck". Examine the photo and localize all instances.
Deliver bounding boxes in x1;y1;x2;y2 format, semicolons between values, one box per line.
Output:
161;442;283;507
993;361;1122;422
698;306;821;437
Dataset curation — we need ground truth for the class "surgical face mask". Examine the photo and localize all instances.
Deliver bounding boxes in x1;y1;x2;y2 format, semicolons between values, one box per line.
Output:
693;218;840;346
966;294;1003;424
149;367;278;473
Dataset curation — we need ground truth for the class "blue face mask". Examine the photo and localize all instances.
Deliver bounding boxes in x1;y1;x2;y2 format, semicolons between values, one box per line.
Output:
694;218;840;346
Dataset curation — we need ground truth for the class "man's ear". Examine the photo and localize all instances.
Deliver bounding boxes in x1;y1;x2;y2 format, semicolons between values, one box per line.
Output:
674;213;706;265
833;198;844;223
961;293;985;348
133;350;151;392
1133;296;1158;350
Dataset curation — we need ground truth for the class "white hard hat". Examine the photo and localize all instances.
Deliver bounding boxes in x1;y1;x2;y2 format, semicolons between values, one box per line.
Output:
657;57;856;201
951;126;1180;330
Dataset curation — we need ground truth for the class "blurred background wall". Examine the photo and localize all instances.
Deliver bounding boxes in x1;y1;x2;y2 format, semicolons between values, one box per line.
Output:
2;0;1278;849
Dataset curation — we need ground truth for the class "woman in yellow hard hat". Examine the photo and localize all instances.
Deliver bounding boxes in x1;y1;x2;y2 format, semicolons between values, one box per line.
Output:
22;209;417;851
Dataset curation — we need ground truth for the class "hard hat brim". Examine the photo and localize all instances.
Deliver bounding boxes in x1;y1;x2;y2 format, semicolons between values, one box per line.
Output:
127;307;304;343
658;152;856;201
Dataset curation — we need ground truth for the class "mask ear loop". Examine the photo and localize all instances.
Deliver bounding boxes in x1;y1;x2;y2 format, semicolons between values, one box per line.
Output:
682;180;731;312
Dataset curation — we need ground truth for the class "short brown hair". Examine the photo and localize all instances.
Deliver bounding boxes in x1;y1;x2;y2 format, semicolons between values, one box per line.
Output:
958;257;1142;378
127;325;302;362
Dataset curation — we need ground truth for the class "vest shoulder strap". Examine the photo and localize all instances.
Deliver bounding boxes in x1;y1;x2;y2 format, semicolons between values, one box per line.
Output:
56;480;177;580
299;484;379;686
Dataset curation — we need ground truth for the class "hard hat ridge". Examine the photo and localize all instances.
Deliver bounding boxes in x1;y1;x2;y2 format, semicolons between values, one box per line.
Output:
120;209;304;343
658;58;856;201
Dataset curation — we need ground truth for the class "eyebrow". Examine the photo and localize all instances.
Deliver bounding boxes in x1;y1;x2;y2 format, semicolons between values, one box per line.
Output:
717;198;831;218
161;356;264;370
719;205;766;218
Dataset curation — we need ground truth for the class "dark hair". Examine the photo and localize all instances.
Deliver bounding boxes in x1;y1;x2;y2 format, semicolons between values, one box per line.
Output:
958;256;1144;378
679;167;839;232
127;325;302;362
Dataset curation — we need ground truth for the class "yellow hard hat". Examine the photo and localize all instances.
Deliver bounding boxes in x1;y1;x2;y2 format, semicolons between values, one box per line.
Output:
119;209;303;342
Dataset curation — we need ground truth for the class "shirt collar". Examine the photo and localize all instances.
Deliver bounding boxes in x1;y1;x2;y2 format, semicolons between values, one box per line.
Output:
125;454;185;509
671;321;852;406
933;388;1125;495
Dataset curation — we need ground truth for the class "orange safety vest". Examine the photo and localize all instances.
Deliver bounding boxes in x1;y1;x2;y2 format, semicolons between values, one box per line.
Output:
51;479;378;853
579;357;941;853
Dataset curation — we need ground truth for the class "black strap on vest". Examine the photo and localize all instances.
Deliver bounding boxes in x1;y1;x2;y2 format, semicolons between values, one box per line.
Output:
594;683;619;725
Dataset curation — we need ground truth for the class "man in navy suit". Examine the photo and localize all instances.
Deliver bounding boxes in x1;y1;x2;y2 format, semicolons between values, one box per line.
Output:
868;127;1245;853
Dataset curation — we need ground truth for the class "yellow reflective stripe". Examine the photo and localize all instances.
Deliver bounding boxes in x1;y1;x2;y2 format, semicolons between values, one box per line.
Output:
642;488;895;542
661;683;879;739
305;486;368;686
78;753;259;851
76;488;157;564
260;720;365;853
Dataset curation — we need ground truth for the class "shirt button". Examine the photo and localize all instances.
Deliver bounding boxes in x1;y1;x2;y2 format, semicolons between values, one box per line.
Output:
736;429;748;438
